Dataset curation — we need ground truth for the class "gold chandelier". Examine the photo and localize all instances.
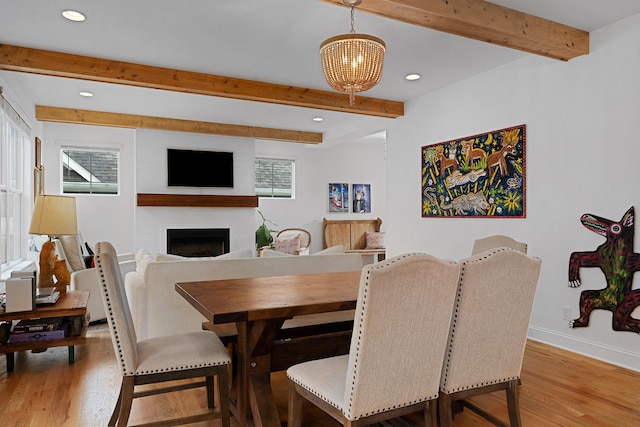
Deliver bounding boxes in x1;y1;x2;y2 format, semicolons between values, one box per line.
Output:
320;0;385;105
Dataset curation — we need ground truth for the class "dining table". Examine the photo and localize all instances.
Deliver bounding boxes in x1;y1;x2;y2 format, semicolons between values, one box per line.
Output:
175;270;362;427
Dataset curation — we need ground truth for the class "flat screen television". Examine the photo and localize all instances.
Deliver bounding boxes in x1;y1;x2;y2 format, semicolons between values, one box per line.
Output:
167;148;234;187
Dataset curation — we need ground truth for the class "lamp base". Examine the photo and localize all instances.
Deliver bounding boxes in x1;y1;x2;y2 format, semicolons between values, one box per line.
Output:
38;241;69;294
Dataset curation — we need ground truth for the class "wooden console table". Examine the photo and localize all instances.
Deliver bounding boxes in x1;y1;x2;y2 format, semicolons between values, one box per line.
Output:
0;290;89;372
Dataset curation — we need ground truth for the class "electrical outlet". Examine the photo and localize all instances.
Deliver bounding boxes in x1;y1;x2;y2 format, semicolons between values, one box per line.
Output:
562;306;572;321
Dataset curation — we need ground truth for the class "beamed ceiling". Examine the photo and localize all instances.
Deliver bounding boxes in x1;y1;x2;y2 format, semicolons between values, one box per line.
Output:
1;1;639;145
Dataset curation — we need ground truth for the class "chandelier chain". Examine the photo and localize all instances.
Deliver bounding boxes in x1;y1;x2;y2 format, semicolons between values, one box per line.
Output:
350;6;356;34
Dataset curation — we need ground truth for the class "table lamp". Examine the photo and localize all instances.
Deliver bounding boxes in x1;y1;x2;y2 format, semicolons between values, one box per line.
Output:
29;195;78;292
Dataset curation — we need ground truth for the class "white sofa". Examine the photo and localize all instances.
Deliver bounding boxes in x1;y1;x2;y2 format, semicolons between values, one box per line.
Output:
121;247;368;340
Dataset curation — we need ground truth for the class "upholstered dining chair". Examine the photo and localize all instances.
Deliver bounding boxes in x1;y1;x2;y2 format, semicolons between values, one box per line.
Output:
471;234;528;255
439;248;542;427
94;241;231;427
275;228;312;255
287;253;460;427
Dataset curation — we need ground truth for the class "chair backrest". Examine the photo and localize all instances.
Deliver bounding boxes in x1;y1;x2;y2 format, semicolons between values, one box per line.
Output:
440;248;541;394
471;234;527;255
343;253;460;420
95;241;138;376
276;228;311;249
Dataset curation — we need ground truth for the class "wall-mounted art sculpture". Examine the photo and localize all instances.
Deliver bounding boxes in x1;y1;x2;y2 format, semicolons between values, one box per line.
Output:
568;206;640;333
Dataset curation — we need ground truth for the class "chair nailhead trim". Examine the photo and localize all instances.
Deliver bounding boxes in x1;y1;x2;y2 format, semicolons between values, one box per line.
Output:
96;243;230;377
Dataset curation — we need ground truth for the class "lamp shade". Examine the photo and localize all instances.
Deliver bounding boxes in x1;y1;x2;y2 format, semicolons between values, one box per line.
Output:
29;195;78;236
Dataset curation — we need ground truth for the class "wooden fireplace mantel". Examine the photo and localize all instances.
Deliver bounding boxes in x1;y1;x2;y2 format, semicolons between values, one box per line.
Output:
137;193;258;208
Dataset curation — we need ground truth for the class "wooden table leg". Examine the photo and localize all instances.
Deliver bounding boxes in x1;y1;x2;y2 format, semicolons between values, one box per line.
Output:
5;352;14;372
235;319;286;427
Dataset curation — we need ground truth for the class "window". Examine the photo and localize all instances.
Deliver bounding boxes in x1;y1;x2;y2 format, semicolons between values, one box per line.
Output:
255;158;294;198
0;92;28;271
62;148;119;194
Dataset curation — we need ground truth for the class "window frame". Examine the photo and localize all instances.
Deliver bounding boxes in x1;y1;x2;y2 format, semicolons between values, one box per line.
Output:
61;146;120;195
254;157;295;199
0;93;28;273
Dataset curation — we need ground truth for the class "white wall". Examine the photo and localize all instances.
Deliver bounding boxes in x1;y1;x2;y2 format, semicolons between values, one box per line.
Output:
386;14;640;370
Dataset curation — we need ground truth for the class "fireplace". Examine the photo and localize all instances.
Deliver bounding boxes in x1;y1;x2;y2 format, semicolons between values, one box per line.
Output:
167;228;230;257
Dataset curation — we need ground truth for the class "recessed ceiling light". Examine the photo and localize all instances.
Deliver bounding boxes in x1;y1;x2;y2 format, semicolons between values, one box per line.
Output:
312;117;324;122
62;10;86;22
405;73;421;81
79;91;94;97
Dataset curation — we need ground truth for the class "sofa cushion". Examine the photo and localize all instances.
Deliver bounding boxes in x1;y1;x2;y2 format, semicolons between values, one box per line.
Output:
365;231;385;249
313;245;345;255
216;248;254;259
154;248;254;261
274;233;301;255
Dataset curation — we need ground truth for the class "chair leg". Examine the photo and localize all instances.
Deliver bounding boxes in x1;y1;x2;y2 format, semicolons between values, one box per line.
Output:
425;398;438;427
288;382;303;427
506;379;522;427
108;382;124;427
206;375;215;409
218;367;231;427
438;393;454;427
115;376;135;427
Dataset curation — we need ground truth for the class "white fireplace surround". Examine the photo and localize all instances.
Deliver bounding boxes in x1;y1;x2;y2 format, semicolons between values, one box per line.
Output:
134;129;257;255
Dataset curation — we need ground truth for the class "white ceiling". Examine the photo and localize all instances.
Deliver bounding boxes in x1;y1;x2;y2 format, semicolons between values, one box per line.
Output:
2;0;640;145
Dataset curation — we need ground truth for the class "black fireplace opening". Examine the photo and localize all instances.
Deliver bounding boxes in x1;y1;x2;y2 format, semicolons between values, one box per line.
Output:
167;228;230;257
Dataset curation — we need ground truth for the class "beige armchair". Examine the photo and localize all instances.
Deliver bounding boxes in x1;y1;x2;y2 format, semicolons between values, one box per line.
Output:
439;247;542;427
471;234;528;255
287;253;460;426
94;242;231;427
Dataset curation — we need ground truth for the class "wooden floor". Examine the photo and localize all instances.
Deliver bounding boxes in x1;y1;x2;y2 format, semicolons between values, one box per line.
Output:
1;324;639;427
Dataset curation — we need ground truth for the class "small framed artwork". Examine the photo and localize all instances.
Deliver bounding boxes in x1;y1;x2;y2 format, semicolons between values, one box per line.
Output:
328;183;349;212
35;137;42;168
352;184;371;213
34;166;44;200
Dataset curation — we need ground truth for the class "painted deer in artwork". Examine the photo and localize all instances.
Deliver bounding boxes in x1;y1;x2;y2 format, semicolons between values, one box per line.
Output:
568;207;640;333
461;139;486;166
435;144;458;176
487;129;519;177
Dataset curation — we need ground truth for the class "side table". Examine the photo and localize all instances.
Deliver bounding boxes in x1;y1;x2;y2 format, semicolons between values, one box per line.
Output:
0;290;89;372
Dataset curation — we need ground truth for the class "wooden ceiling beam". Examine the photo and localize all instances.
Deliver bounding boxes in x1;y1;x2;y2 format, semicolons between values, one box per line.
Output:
0;44;403;118
322;0;589;61
36;106;323;144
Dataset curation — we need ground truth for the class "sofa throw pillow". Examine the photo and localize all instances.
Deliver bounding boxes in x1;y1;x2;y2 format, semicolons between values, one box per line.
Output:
274;233;301;255
365;231;386;249
59;235;86;272
261;248;294;257
135;249;155;280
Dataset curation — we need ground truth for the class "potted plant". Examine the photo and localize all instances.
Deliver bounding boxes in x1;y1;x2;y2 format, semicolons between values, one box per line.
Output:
255;210;278;249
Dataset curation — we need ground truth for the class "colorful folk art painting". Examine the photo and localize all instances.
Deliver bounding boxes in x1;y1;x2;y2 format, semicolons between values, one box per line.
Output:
568;207;640;334
329;183;349;212
421;124;526;218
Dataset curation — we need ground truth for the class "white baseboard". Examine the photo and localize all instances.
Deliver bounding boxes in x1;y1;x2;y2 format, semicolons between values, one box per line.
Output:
528;325;640;372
